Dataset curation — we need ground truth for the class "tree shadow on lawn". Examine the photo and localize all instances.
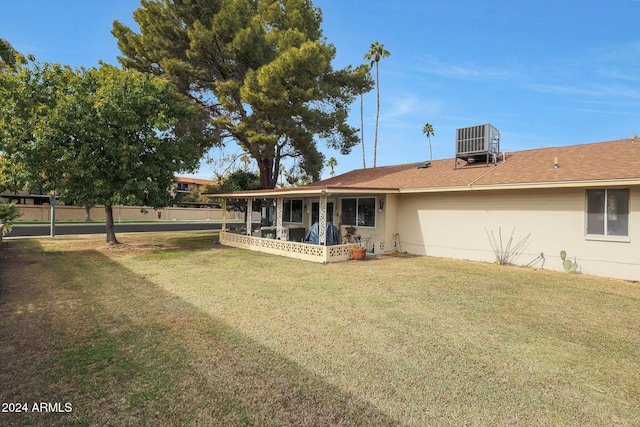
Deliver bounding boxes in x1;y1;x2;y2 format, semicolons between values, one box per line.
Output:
94;230;221;252
0;240;399;427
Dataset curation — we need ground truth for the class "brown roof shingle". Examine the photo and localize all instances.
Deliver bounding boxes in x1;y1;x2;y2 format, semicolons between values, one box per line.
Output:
310;138;640;191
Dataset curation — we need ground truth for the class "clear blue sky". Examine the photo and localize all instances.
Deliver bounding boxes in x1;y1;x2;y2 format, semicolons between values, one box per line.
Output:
3;0;639;180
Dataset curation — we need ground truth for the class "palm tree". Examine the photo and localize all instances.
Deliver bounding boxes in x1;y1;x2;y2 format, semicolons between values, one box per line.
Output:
360;76;366;169
326;157;338;177
0;201;22;243
422;123;435;163
353;65;371;169
278;164;285;187
240;153;251;172
364;41;390;168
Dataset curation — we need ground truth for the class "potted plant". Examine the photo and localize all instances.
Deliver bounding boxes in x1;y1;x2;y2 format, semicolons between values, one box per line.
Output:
351;244;366;260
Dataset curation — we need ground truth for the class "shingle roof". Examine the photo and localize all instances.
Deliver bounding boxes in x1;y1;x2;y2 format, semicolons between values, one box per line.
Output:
175;176;215;186
309;138;640;192
206;138;640;198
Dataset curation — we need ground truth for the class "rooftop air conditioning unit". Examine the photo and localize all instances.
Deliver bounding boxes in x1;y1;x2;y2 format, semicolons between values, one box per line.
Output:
455;123;500;168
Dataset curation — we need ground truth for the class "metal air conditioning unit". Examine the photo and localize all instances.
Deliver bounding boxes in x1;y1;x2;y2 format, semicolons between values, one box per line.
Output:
455;123;500;168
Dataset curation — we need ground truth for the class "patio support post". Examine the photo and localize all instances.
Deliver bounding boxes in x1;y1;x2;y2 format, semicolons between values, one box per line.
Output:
276;197;283;239
246;198;252;236
221;198;227;231
319;192;327;245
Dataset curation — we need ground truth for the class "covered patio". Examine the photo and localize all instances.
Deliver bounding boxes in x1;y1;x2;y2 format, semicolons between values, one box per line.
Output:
211;186;393;263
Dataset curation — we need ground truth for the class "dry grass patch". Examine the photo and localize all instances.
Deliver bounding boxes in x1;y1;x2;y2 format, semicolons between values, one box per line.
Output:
1;232;639;426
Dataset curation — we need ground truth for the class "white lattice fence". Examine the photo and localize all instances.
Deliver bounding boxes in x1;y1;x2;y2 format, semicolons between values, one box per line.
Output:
220;231;352;263
327;245;353;262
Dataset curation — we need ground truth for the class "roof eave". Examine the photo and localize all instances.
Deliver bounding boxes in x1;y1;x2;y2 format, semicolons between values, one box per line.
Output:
204;186;400;198
400;178;640;193
205;177;640;198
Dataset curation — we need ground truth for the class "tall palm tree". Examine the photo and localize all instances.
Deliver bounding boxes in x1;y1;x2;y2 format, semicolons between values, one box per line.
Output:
326;157;338;177
360;78;366;169
364;41;390;168
240;153;251;172
422;123;435;163
352;65;371;169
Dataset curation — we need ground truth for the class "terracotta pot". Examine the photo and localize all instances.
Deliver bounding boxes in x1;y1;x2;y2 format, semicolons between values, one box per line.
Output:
351;247;366;260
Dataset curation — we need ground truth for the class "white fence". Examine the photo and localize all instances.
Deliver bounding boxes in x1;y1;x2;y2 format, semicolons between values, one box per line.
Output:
220;231;353;263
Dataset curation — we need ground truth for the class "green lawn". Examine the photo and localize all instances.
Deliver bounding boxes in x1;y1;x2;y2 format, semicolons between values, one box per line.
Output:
1;231;639;426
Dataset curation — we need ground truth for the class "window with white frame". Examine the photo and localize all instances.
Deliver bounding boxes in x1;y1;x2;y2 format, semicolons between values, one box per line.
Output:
283;199;303;223
586;189;629;237
341;197;376;227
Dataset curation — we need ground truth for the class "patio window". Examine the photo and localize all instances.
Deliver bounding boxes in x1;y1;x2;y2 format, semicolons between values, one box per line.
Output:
586;189;629;237
283;199;303;223
341;197;376;228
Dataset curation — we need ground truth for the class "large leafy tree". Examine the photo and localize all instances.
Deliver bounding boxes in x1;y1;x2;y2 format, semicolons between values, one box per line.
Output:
364;41;390;168
213;169;262;193
0;58;206;244
0;38;19;71
112;0;373;189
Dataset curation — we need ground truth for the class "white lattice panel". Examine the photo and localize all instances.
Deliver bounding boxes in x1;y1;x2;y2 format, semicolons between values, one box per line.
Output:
327;245;353;262
220;232;352;263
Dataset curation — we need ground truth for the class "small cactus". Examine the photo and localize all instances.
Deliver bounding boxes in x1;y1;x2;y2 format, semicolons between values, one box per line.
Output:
560;250;578;273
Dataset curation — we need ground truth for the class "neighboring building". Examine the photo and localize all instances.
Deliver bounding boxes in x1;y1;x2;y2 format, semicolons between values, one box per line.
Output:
1;176;216;205
0;186;50;205
172;176;217;208
211;137;640;281
0;191;51;205
173;176;215;195
0;156;50;204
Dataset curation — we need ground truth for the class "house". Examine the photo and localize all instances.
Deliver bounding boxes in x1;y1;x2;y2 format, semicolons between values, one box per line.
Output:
210;137;640;281
2;176;216;206
173;176;215;195
0;189;51;205
0;156;50;205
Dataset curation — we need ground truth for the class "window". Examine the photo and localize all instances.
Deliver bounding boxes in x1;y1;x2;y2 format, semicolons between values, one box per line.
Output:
283;199;303;223
311;202;334;225
586;189;629;237
341;197;376;227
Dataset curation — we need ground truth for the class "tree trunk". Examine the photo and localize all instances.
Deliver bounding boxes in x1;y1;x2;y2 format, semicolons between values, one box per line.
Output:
360;93;366;169
258;157;277;189
429;137;433;163
84;205;92;222
104;204;119;245
374;61;380;168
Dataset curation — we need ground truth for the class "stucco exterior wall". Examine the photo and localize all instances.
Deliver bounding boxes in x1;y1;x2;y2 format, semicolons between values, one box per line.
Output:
334;195;388;254
395;187;639;281
383;193;399;254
